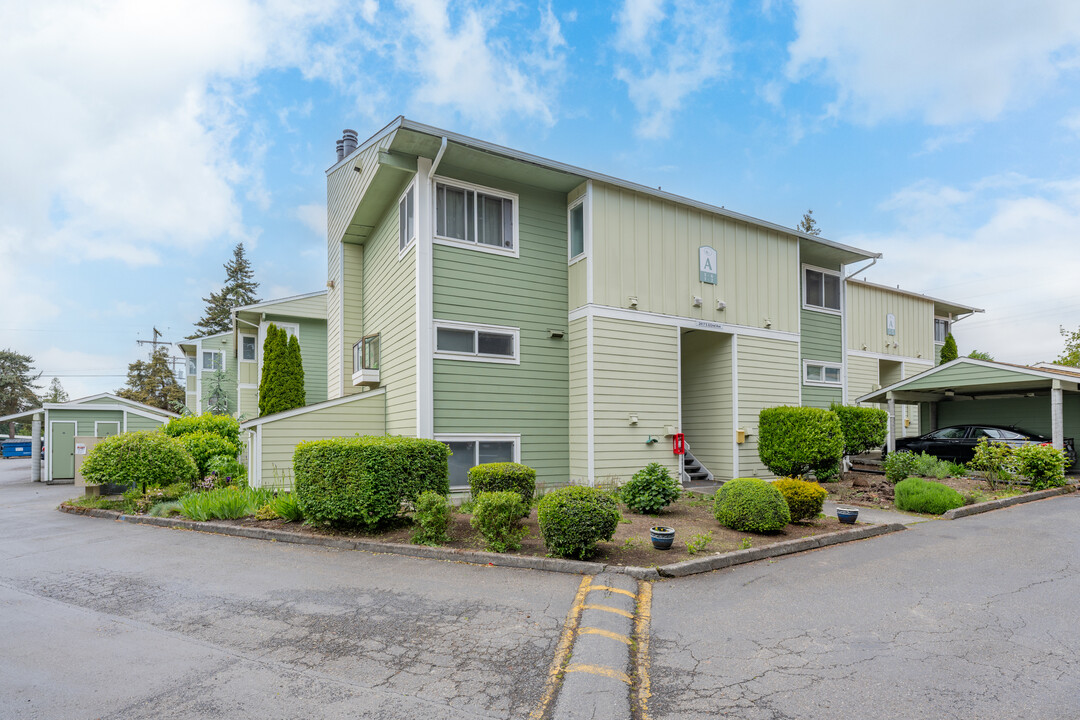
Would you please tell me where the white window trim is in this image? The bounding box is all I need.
[934,316,951,345]
[202,349,225,372]
[239,333,258,363]
[94,421,120,437]
[803,359,844,387]
[432,175,520,259]
[398,180,417,259]
[568,196,588,266]
[433,320,521,365]
[435,433,522,489]
[802,263,842,315]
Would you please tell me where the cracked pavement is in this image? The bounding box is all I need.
[3,459,1079,719]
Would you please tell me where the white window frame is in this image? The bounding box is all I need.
[398,180,417,258]
[803,360,843,387]
[435,433,522,489]
[202,350,225,372]
[432,176,520,258]
[433,320,520,364]
[94,421,120,437]
[934,317,951,344]
[568,196,587,265]
[187,356,197,377]
[240,334,258,363]
[802,264,842,315]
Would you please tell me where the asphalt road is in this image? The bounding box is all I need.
[2,459,1078,719]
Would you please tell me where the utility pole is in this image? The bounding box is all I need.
[136,327,185,380]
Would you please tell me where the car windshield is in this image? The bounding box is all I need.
[929,428,967,439]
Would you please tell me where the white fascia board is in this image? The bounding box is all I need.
[240,389,387,429]
[852,357,1069,404]
[231,290,328,315]
[846,277,983,315]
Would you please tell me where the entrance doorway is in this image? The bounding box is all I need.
[51,421,76,480]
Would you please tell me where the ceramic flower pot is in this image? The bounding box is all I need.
[650,526,675,550]
[836,507,859,524]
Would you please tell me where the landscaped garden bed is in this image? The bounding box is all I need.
[825,469,1026,510]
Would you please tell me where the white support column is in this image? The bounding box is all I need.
[31,412,41,483]
[886,393,897,454]
[1051,379,1064,451]
[416,157,434,439]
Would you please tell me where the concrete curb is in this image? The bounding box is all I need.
[655,523,908,578]
[58,504,902,579]
[942,485,1075,519]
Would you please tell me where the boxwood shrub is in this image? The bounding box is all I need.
[894,477,965,515]
[80,431,197,491]
[468,462,536,509]
[537,485,621,559]
[163,413,241,448]
[621,462,681,514]
[758,407,844,481]
[293,436,450,529]
[714,478,791,533]
[772,477,828,522]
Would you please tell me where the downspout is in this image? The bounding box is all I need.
[430,136,448,177]
[844,258,877,280]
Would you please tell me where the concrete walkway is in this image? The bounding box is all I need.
[823,499,929,525]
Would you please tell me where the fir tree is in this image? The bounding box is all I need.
[42,377,69,403]
[117,347,185,411]
[191,243,260,338]
[203,369,231,415]
[798,209,821,236]
[939,333,958,364]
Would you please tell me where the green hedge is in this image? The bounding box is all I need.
[468,462,536,509]
[714,478,791,533]
[80,431,197,490]
[163,413,241,448]
[894,477,965,514]
[293,436,450,529]
[758,407,844,480]
[179,430,239,479]
[537,486,620,559]
[1014,444,1067,490]
[830,404,888,457]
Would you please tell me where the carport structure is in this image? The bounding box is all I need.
[856,358,1080,455]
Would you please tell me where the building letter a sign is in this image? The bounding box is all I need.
[699,246,717,284]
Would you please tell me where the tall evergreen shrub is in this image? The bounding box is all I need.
[939,334,958,364]
[258,324,304,416]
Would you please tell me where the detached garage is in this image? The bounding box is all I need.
[856,358,1080,459]
[0,394,177,484]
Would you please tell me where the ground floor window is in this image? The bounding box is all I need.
[803,360,842,386]
[436,434,520,489]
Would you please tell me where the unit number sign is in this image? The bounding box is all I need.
[699,246,717,284]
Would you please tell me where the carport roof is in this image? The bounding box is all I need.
[856,358,1080,405]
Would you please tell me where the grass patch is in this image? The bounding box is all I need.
[67,495,124,511]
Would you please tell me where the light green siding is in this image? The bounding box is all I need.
[593,317,679,484]
[237,361,258,385]
[258,293,326,319]
[265,314,329,404]
[568,259,586,310]
[237,387,259,419]
[681,330,733,480]
[255,394,387,489]
[900,362,933,437]
[48,409,124,436]
[846,281,935,360]
[937,394,1080,442]
[801,308,843,409]
[590,182,800,333]
[902,364,1036,391]
[847,355,880,406]
[432,170,569,487]
[568,316,588,484]
[737,335,800,478]
[197,333,238,416]
[362,189,416,436]
[126,413,166,432]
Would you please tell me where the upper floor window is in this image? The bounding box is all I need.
[353,334,380,373]
[934,318,950,343]
[569,200,585,261]
[399,183,415,253]
[804,266,841,312]
[434,320,519,364]
[435,180,517,255]
[804,360,842,386]
[187,357,197,377]
[241,335,257,362]
[202,350,223,372]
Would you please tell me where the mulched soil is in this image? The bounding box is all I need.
[826,468,1021,509]
[220,494,851,566]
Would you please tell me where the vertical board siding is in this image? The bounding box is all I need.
[258,395,387,489]
[432,171,569,487]
[265,314,329,405]
[237,362,258,385]
[362,199,416,436]
[592,317,679,483]
[737,335,800,478]
[590,183,799,333]
[568,316,588,484]
[681,330,733,480]
[847,355,880,405]
[846,282,934,360]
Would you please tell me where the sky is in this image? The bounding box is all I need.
[4,0,1080,399]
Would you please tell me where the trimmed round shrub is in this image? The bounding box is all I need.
[81,431,197,490]
[537,486,621,559]
[621,462,681,514]
[772,477,828,522]
[713,478,791,533]
[412,490,451,546]
[883,450,919,484]
[758,407,844,480]
[293,436,450,529]
[163,413,241,448]
[830,403,888,458]
[894,477,965,515]
[470,490,529,552]
[468,462,536,510]
[180,431,239,479]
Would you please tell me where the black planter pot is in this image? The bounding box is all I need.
[836,507,859,524]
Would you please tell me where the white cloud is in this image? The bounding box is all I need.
[846,175,1080,363]
[786,0,1080,124]
[613,0,733,138]
[296,203,328,238]
[1062,110,1080,137]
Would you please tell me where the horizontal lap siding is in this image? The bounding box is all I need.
[801,308,843,409]
[593,318,679,484]
[238,387,258,419]
[126,414,165,432]
[903,364,1029,390]
[681,331,733,480]
[847,355,880,405]
[258,395,387,489]
[846,282,934,360]
[49,409,124,436]
[902,362,933,437]
[199,333,239,417]
[261,294,326,319]
[591,183,799,333]
[432,173,569,488]
[237,362,258,385]
[738,335,800,478]
[569,316,587,484]
[363,198,416,436]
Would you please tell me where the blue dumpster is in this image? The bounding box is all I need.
[2,440,32,458]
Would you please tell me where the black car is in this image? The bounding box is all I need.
[884,425,1077,467]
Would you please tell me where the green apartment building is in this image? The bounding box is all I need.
[241,118,978,490]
